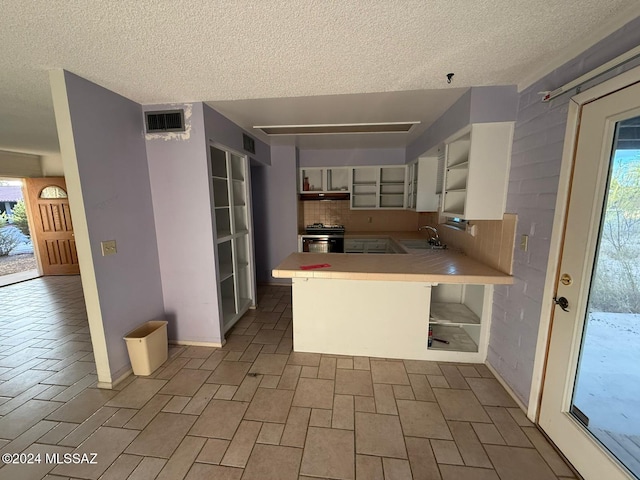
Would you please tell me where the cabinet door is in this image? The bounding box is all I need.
[416,156,440,212]
[464,123,513,219]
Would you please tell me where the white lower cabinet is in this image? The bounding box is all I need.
[291,277,492,363]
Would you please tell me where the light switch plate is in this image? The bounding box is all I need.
[101,240,117,256]
[520,234,529,252]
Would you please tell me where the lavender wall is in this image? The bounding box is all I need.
[252,145,298,283]
[203,104,270,166]
[406,89,472,162]
[144,103,222,344]
[298,148,405,167]
[488,16,640,405]
[406,86,518,162]
[469,86,518,124]
[144,103,270,344]
[63,71,164,376]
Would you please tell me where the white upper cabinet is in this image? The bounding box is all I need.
[441,122,514,220]
[299,167,349,193]
[350,165,408,209]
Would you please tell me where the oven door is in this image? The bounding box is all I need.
[302,236,344,253]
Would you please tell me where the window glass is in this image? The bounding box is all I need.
[39,186,67,199]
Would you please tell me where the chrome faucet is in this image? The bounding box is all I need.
[418,225,442,246]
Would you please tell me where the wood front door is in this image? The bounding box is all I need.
[25,177,80,275]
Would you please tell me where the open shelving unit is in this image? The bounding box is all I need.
[299,167,350,193]
[441,122,514,220]
[209,145,256,333]
[349,165,408,209]
[428,284,487,353]
[442,130,471,217]
[379,166,406,208]
[406,161,418,210]
[350,167,378,209]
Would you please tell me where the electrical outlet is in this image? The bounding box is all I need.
[101,240,117,256]
[466,223,477,237]
[520,234,529,252]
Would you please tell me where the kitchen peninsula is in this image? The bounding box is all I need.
[273,233,513,363]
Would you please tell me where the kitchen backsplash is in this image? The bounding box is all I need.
[300,200,421,232]
[418,212,517,274]
[299,200,517,274]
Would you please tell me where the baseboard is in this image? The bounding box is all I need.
[170,340,224,348]
[96,366,132,390]
[484,361,529,415]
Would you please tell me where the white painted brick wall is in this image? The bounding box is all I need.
[487,17,640,406]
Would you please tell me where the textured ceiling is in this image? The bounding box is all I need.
[1,0,639,154]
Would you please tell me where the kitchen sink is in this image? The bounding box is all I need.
[399,240,447,250]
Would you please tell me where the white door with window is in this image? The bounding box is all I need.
[540,80,640,479]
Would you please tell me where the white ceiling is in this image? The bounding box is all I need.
[1,0,639,154]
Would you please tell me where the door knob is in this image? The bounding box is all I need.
[553,296,569,312]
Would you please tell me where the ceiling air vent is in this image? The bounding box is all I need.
[145,110,185,133]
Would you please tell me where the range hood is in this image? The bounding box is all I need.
[299,192,350,201]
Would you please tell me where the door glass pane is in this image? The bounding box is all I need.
[39,186,67,199]
[572,115,640,477]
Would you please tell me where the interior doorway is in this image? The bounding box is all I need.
[0,177,38,286]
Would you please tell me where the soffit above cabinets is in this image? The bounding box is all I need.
[208,88,467,149]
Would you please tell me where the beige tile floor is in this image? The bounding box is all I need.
[0,276,578,480]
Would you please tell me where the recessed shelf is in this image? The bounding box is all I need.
[430,302,480,325]
[429,325,478,352]
[447,161,469,170]
[442,209,465,217]
[219,263,234,281]
[353,182,377,186]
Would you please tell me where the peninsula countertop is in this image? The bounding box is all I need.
[275,231,513,284]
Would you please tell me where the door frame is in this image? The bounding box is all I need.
[528,64,640,421]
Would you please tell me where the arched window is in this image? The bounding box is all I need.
[39,186,67,199]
